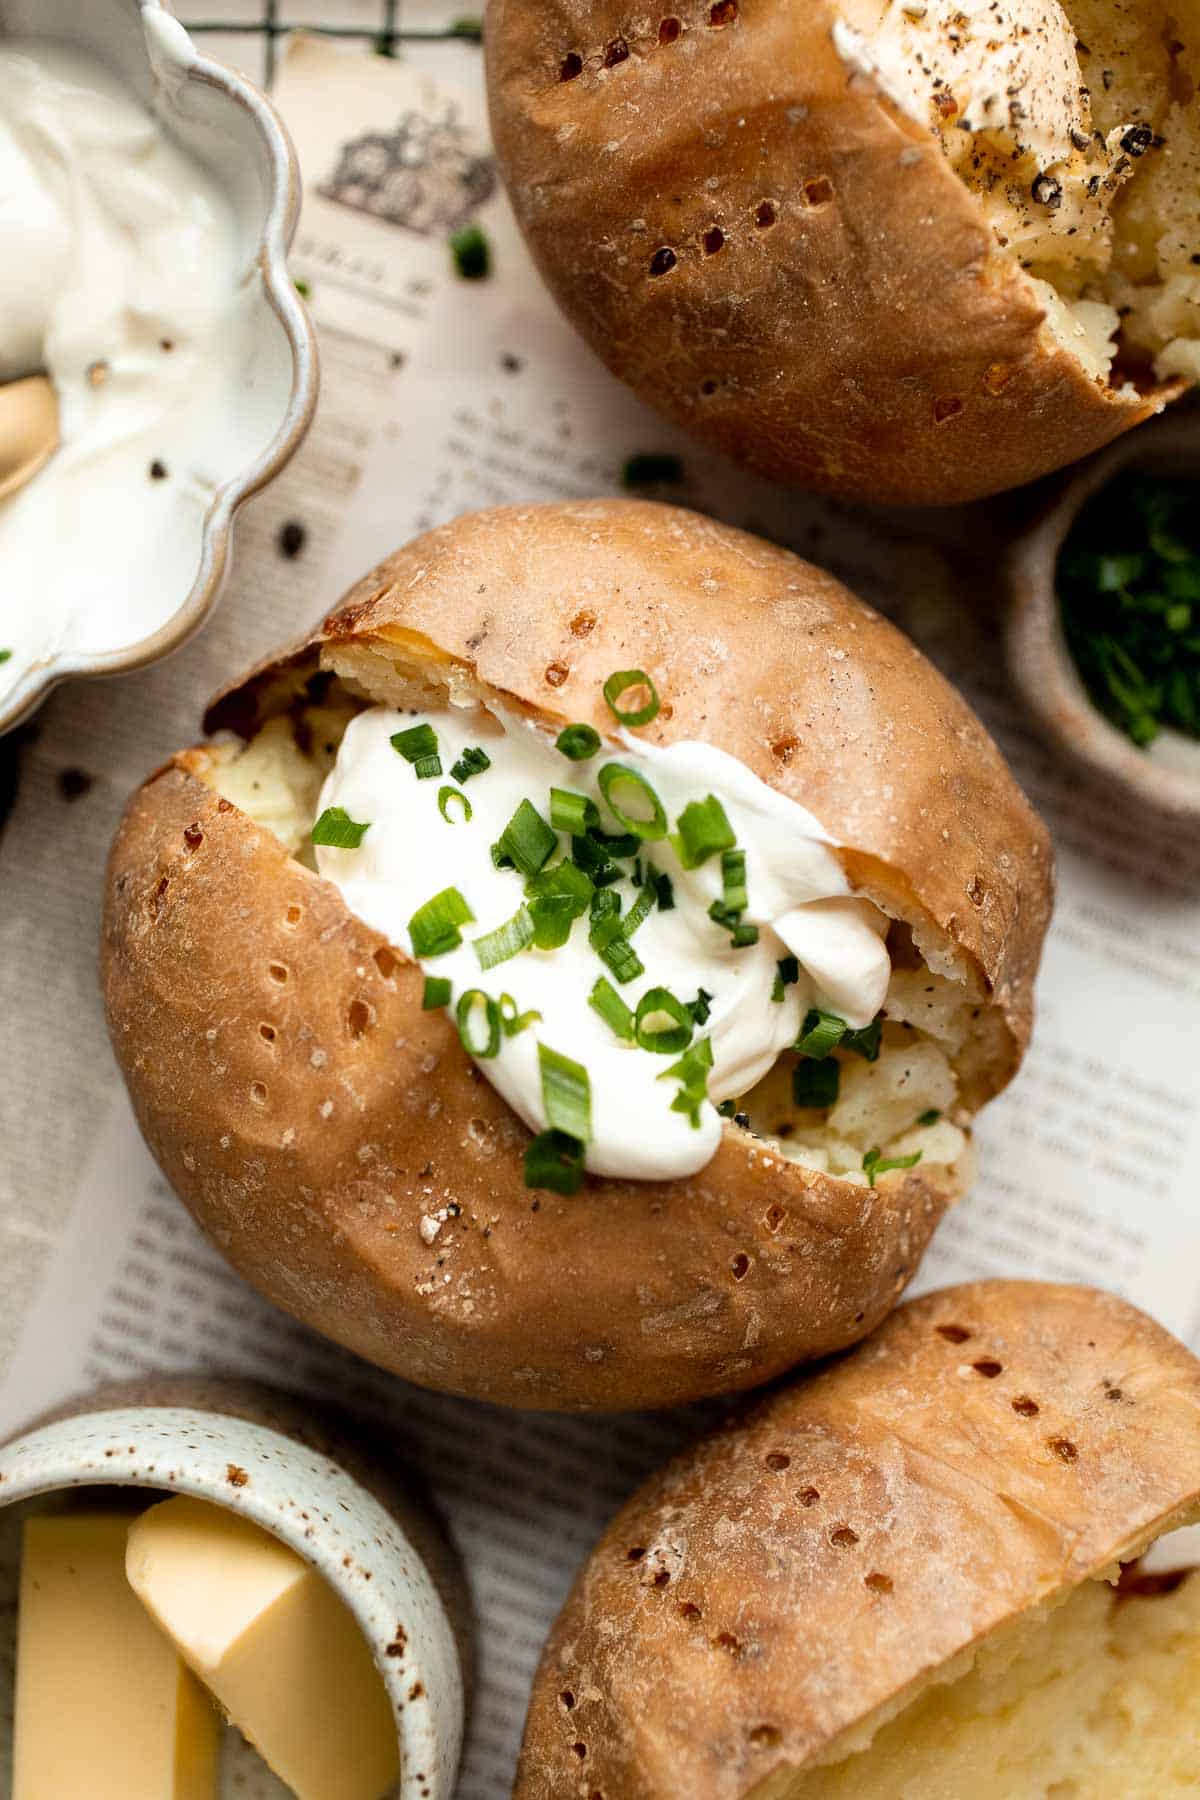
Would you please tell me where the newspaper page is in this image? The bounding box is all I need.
[1,33,1199,1796]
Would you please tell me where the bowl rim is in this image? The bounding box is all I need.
[0,0,319,735]
[1006,409,1200,822]
[0,1394,466,1799]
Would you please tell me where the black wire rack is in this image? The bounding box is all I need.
[180,0,482,84]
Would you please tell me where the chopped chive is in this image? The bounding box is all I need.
[409,886,474,957]
[687,987,713,1026]
[525,859,594,948]
[718,847,748,913]
[494,798,557,876]
[589,977,635,1041]
[635,987,694,1055]
[499,993,542,1037]
[311,806,370,849]
[623,881,657,939]
[658,1035,714,1128]
[556,723,602,761]
[795,1008,846,1059]
[863,1147,923,1187]
[571,833,622,887]
[450,745,491,784]
[390,722,442,779]
[772,955,800,1002]
[549,788,600,836]
[438,785,472,823]
[671,794,735,869]
[917,1108,942,1127]
[843,1017,883,1062]
[709,902,760,948]
[602,668,661,729]
[538,1042,592,1142]
[631,858,644,888]
[524,1128,585,1195]
[590,827,641,859]
[588,889,644,985]
[717,1099,737,1118]
[422,976,452,1011]
[651,870,675,911]
[0,649,11,665]
[793,1058,840,1108]
[450,223,490,279]
[456,989,502,1058]
[473,905,536,970]
[597,765,668,839]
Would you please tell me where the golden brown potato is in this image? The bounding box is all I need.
[103,501,1052,1411]
[517,1280,1200,1798]
[486,0,1200,504]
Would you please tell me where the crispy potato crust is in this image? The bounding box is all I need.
[104,502,1052,1411]
[485,0,1177,504]
[515,1281,1200,1798]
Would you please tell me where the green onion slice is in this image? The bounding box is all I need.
[917,1108,942,1127]
[602,668,661,729]
[538,1042,592,1142]
[589,977,635,1041]
[651,870,675,911]
[709,902,760,948]
[409,886,474,958]
[473,906,536,971]
[499,992,542,1037]
[524,1128,586,1195]
[793,1058,839,1108]
[311,806,370,849]
[556,723,602,761]
[687,987,713,1026]
[658,1035,714,1128]
[494,798,557,877]
[795,1008,847,1059]
[843,1017,883,1062]
[623,881,656,939]
[671,795,735,868]
[719,847,748,914]
[771,955,800,1002]
[422,976,452,1011]
[390,722,442,779]
[571,834,622,888]
[437,785,472,823]
[525,859,595,949]
[862,1147,923,1188]
[635,988,694,1055]
[549,788,600,836]
[597,765,667,840]
[588,889,644,985]
[456,989,502,1059]
[450,746,491,784]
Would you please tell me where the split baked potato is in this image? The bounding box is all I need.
[518,1280,1200,1796]
[487,0,1200,504]
[103,501,1052,1410]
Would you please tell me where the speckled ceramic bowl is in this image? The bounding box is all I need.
[0,1377,468,1799]
[1007,408,1200,822]
[0,0,318,733]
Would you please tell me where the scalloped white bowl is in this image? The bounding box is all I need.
[0,0,317,733]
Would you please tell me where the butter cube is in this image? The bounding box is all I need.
[126,1495,400,1800]
[14,1511,219,1800]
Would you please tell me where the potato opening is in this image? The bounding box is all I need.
[838,0,1200,386]
[756,1565,1200,1799]
[197,661,993,1197]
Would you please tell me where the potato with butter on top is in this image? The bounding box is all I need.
[517,1281,1200,1799]
[487,0,1200,504]
[103,501,1052,1411]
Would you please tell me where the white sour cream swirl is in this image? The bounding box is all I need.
[316,707,891,1182]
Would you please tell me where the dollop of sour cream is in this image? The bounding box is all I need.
[316,707,891,1183]
[0,39,240,683]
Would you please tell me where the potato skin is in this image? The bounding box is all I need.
[515,1282,1200,1798]
[486,0,1175,505]
[104,502,1051,1412]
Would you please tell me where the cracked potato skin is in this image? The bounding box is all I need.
[516,1281,1200,1798]
[104,502,1052,1412]
[486,0,1173,504]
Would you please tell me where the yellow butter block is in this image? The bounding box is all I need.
[126,1495,400,1800]
[14,1511,219,1800]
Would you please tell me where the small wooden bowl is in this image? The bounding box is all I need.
[1007,409,1200,822]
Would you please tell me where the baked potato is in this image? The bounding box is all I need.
[486,0,1200,505]
[517,1280,1200,1797]
[103,501,1052,1411]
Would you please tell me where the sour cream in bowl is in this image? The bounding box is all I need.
[0,0,316,731]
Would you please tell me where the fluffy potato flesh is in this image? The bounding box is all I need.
[839,0,1200,384]
[764,1571,1200,1800]
[201,686,978,1193]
